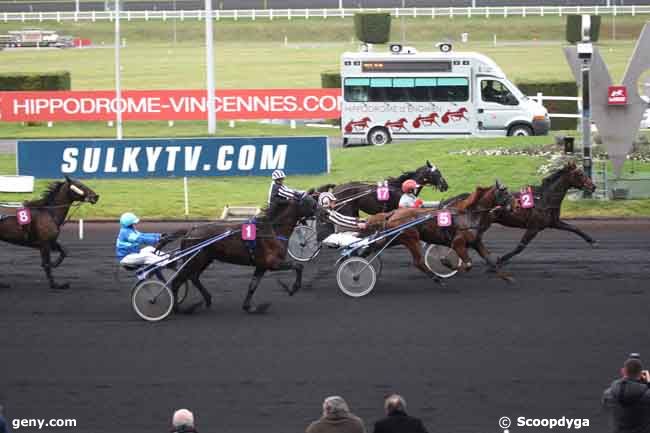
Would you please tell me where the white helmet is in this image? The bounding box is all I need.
[272,170,286,181]
[318,192,336,208]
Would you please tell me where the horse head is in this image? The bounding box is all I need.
[565,162,596,193]
[412,160,449,192]
[492,179,515,212]
[63,176,99,204]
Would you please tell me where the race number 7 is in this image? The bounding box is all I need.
[241,223,256,241]
[437,211,452,227]
[16,207,31,226]
[377,186,389,202]
[520,192,534,209]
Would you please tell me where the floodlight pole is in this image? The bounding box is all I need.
[205,0,216,135]
[114,0,123,139]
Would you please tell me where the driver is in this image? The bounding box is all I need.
[318,192,368,231]
[399,180,424,209]
[268,170,305,207]
[116,212,166,267]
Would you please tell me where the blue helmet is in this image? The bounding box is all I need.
[120,212,140,227]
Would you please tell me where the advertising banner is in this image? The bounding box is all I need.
[0,89,342,122]
[17,136,329,178]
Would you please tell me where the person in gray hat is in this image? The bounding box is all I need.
[306,396,366,433]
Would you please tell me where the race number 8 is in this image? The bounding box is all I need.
[16,208,31,225]
[437,211,452,227]
[521,192,534,209]
[242,223,256,241]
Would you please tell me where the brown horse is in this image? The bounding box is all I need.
[495,161,597,265]
[366,181,515,281]
[169,194,317,314]
[0,176,99,289]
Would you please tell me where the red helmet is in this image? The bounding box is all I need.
[401,179,420,193]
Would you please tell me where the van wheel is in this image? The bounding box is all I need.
[508,124,533,137]
[367,127,390,146]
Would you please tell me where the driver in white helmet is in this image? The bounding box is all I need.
[268,169,304,206]
[318,192,367,231]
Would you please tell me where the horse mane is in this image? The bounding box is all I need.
[23,181,65,207]
[440,193,470,208]
[387,169,419,187]
[540,166,570,190]
[308,183,336,194]
[454,186,490,212]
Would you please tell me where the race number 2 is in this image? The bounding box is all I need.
[376,186,389,202]
[241,223,256,241]
[520,192,534,209]
[437,210,452,227]
[16,207,31,226]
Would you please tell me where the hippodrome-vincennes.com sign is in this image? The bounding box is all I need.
[0,89,342,122]
[17,137,329,179]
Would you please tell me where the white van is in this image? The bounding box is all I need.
[341,44,550,146]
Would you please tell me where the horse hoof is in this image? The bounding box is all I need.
[289,285,300,296]
[244,302,271,314]
[276,280,291,293]
[590,241,599,249]
[205,296,213,308]
[51,283,70,290]
[182,301,203,314]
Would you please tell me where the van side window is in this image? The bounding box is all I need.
[481,79,519,106]
[344,77,469,103]
[434,78,469,102]
[344,78,369,102]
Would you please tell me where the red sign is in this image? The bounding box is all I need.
[608,86,628,105]
[16,207,31,225]
[0,88,342,122]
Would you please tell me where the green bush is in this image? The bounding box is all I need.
[354,12,391,44]
[0,71,71,91]
[320,71,341,89]
[517,81,578,131]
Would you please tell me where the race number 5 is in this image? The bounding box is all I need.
[241,223,256,241]
[377,186,389,202]
[520,192,534,209]
[437,211,452,227]
[16,207,31,226]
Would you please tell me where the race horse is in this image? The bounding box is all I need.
[0,176,99,289]
[168,194,317,314]
[320,161,449,218]
[495,161,597,265]
[366,181,516,282]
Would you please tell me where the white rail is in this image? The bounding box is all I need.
[1,5,650,22]
[529,92,581,119]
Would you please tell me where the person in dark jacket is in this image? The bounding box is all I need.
[603,356,650,433]
[373,394,428,433]
[0,405,10,433]
[306,396,366,433]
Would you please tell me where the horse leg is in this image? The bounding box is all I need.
[472,238,514,282]
[451,236,473,272]
[274,261,304,295]
[401,237,442,284]
[243,267,270,314]
[190,275,212,308]
[552,220,597,246]
[498,229,539,266]
[40,243,68,290]
[50,241,67,268]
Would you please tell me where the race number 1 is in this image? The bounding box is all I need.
[16,207,31,226]
[377,186,389,202]
[242,223,256,241]
[437,210,452,227]
[520,192,534,209]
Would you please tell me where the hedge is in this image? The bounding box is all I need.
[516,81,578,131]
[354,12,391,44]
[321,71,341,89]
[0,71,71,91]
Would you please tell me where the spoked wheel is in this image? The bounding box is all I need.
[288,224,321,262]
[337,257,377,298]
[131,279,174,322]
[425,244,460,279]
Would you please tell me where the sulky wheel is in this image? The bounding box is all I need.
[336,257,377,298]
[288,224,321,262]
[425,244,460,279]
[131,279,174,322]
[158,268,189,305]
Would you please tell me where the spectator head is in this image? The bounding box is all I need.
[384,394,407,415]
[623,358,644,379]
[322,396,350,417]
[172,409,195,431]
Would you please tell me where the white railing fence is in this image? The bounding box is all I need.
[529,92,581,119]
[1,5,650,22]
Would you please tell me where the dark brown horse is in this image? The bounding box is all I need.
[367,181,515,281]
[495,161,597,265]
[169,194,317,314]
[319,160,449,218]
[0,176,99,289]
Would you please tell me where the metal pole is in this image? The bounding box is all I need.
[183,176,189,216]
[338,0,342,9]
[173,0,177,45]
[472,0,476,8]
[76,0,80,13]
[581,59,592,197]
[205,0,216,135]
[115,0,123,139]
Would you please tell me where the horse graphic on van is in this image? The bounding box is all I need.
[385,118,409,132]
[442,108,469,124]
[412,112,440,128]
[344,117,372,133]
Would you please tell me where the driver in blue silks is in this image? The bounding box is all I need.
[116,212,165,267]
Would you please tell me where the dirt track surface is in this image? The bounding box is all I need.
[1,220,649,433]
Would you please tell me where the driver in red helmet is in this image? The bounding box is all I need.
[399,179,424,208]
